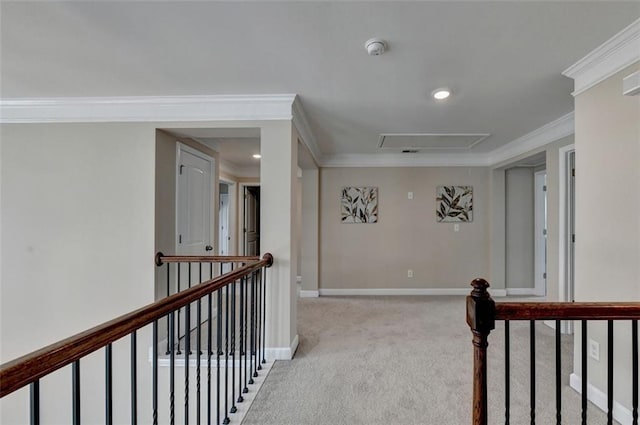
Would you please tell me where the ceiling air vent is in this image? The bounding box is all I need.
[379,133,490,151]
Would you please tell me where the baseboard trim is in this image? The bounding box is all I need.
[299,290,319,298]
[318,288,507,297]
[506,287,544,296]
[265,334,299,361]
[570,373,632,425]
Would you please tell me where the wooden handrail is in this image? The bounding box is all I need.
[496,302,640,320]
[155,252,260,265]
[467,278,640,425]
[0,253,274,398]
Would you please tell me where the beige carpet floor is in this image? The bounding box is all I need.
[243,296,613,425]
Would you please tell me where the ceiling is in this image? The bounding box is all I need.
[1,2,638,160]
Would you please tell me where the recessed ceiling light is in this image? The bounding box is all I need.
[432,88,451,101]
[253,154,262,159]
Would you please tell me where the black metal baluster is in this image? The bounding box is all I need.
[230,277,237,414]
[207,290,213,425]
[633,319,638,425]
[256,268,262,372]
[555,320,561,425]
[216,285,222,425]
[131,331,137,425]
[581,320,588,425]
[262,267,266,365]
[223,276,230,425]
[197,264,202,425]
[243,273,249,395]
[170,311,176,425]
[530,320,535,425]
[505,320,510,425]
[176,264,182,355]
[166,263,171,355]
[234,276,245,403]
[152,321,158,425]
[607,320,614,425]
[30,380,40,425]
[105,343,113,425]
[72,360,81,425]
[185,266,191,425]
[250,271,256,383]
[238,275,244,404]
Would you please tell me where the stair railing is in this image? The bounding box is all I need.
[467,278,639,425]
[0,253,273,425]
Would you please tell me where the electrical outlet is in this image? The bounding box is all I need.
[589,339,600,361]
[407,269,413,278]
[454,224,460,232]
[408,191,414,200]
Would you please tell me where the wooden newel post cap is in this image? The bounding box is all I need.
[466,278,495,333]
[262,253,274,268]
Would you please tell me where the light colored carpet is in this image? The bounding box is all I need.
[243,296,613,425]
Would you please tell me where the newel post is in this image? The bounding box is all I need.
[466,278,496,425]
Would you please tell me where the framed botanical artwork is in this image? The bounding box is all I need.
[436,186,473,222]
[341,187,378,223]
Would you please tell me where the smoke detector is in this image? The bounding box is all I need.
[365,38,387,56]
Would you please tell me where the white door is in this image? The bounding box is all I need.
[176,144,215,341]
[177,145,214,256]
[219,192,229,255]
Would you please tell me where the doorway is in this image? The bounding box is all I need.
[558,145,576,334]
[534,170,548,296]
[243,186,260,256]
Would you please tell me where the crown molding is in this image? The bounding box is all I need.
[0,94,296,123]
[488,112,574,167]
[563,18,640,96]
[291,97,322,167]
[321,152,490,168]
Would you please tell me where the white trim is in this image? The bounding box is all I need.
[623,70,640,96]
[563,18,640,97]
[292,97,322,166]
[299,290,319,298]
[534,170,547,297]
[318,288,507,297]
[321,153,490,168]
[0,94,296,123]
[0,94,577,168]
[558,145,575,305]
[505,287,544,297]
[265,334,299,360]
[489,112,575,166]
[570,373,633,425]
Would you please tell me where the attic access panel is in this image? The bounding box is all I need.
[378,133,490,151]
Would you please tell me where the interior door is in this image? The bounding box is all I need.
[177,146,213,256]
[244,186,260,256]
[534,171,547,296]
[176,144,215,340]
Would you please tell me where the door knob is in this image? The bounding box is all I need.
[205,245,213,251]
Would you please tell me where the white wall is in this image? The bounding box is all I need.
[573,62,640,416]
[320,167,490,291]
[505,167,535,288]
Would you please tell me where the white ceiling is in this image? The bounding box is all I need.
[1,2,638,158]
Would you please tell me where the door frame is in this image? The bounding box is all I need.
[534,169,547,297]
[558,144,575,334]
[219,179,237,256]
[175,142,216,254]
[238,182,260,256]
